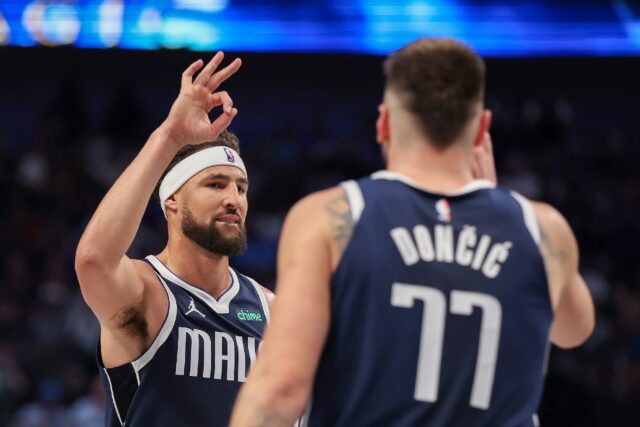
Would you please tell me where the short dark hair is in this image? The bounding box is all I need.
[383,38,485,149]
[154,130,241,200]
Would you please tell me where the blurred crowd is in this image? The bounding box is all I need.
[0,52,638,426]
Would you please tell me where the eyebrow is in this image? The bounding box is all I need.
[202,173,249,186]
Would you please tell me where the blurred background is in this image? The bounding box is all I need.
[0,0,639,426]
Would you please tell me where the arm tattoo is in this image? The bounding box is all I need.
[324,192,355,256]
[539,226,568,264]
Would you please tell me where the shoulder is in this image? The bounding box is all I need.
[260,286,275,308]
[124,258,168,317]
[530,201,579,273]
[235,270,276,309]
[531,202,576,248]
[286,185,352,236]
[132,258,161,285]
[282,186,349,244]
[282,186,354,269]
[287,186,348,219]
[128,259,169,330]
[531,201,568,227]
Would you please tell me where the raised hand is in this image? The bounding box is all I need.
[162,52,242,148]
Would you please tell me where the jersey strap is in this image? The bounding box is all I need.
[509,191,541,245]
[340,180,365,222]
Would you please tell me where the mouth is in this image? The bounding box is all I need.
[215,214,241,225]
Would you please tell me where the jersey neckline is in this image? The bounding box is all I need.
[145,255,239,314]
[371,170,495,196]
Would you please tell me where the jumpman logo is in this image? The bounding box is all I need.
[185,297,206,318]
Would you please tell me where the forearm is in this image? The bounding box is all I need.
[230,379,304,427]
[77,125,179,267]
[231,196,336,427]
[230,396,294,427]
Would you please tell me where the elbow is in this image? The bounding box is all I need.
[246,365,311,422]
[75,245,96,272]
[552,310,596,349]
[553,329,592,350]
[271,376,309,417]
[259,375,310,421]
[552,274,596,349]
[573,311,596,348]
[74,244,109,284]
[573,297,596,347]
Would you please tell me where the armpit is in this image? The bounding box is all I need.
[114,298,149,342]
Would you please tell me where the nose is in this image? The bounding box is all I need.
[222,185,241,209]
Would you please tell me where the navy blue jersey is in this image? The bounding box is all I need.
[308,172,552,427]
[98,256,270,427]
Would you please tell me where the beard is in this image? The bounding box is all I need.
[181,206,247,257]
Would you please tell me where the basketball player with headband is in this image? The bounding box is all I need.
[76,52,273,427]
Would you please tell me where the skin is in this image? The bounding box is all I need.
[229,90,594,426]
[75,52,273,370]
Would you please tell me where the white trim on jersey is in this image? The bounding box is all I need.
[371,170,496,195]
[245,275,271,323]
[103,367,125,426]
[298,397,313,427]
[510,191,541,245]
[340,180,365,222]
[131,273,178,372]
[542,338,552,376]
[134,368,141,386]
[146,255,240,314]
[533,413,540,427]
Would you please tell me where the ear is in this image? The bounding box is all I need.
[164,194,179,216]
[473,109,492,147]
[376,103,390,145]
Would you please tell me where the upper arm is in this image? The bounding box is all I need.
[75,249,146,326]
[532,202,595,348]
[245,188,345,413]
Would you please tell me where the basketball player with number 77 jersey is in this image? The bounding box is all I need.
[230,38,594,427]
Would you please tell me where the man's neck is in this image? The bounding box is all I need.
[385,139,475,194]
[157,237,231,299]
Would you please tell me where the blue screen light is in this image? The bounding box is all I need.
[1,0,638,56]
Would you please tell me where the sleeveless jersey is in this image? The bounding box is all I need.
[98,255,270,427]
[308,171,552,427]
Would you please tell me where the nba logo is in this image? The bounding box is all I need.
[436,198,451,222]
[224,148,235,163]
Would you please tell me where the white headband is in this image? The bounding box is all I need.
[158,146,247,218]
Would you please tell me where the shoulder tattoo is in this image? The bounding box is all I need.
[539,225,568,264]
[323,191,355,256]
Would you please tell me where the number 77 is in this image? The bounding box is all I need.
[391,283,502,410]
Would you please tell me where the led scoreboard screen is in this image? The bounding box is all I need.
[1,0,639,56]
